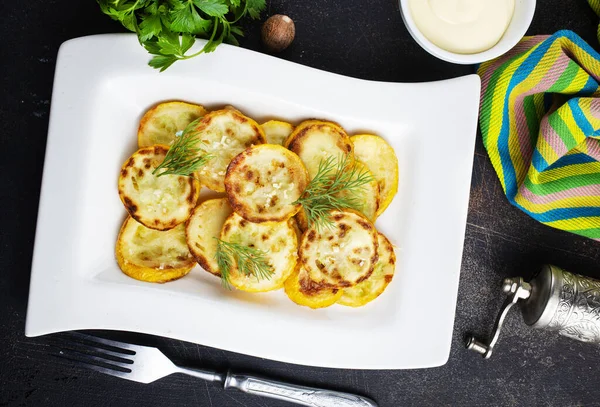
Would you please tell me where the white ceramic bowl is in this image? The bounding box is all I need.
[400,0,537,64]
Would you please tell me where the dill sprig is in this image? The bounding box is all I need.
[294,154,374,231]
[153,118,212,177]
[214,238,273,289]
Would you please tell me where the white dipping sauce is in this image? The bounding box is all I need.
[408,0,515,54]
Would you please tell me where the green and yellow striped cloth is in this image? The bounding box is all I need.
[478,30,600,240]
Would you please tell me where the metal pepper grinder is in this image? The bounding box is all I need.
[466,264,600,358]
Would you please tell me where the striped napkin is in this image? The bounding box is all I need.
[478,30,600,240]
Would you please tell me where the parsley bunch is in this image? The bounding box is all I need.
[98,0,266,71]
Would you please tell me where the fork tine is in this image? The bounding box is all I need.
[58,338,135,361]
[78,363,132,379]
[67,332,137,355]
[57,347,133,370]
[54,353,131,380]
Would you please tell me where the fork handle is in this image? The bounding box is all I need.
[224,372,378,407]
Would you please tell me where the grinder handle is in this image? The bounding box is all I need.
[466,277,531,359]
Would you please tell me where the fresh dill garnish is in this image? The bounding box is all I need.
[294,154,374,231]
[214,238,273,288]
[153,118,212,177]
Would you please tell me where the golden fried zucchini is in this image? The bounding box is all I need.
[195,109,266,192]
[284,265,343,309]
[350,135,399,216]
[291,217,303,240]
[220,213,297,292]
[299,210,378,287]
[338,232,396,307]
[137,101,207,148]
[225,145,309,223]
[185,198,233,276]
[261,120,294,146]
[335,161,380,221]
[116,216,195,283]
[295,208,308,232]
[118,145,200,230]
[223,105,243,114]
[286,120,353,179]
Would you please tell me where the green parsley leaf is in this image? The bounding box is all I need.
[229,25,244,36]
[144,1,158,15]
[121,10,140,32]
[98,0,147,31]
[170,2,212,34]
[226,0,241,8]
[148,54,178,71]
[164,32,190,51]
[193,0,229,17]
[181,33,196,52]
[225,33,239,46]
[142,39,161,54]
[139,13,163,41]
[246,0,266,19]
[156,31,185,55]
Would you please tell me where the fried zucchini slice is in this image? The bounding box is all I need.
[261,120,294,146]
[284,265,343,309]
[225,145,309,223]
[138,101,207,148]
[223,105,243,114]
[299,210,378,287]
[335,161,380,221]
[116,216,194,283]
[286,120,353,179]
[195,109,266,192]
[291,217,303,240]
[350,135,399,216]
[186,198,233,276]
[295,208,308,232]
[118,145,200,230]
[338,232,396,307]
[220,213,297,292]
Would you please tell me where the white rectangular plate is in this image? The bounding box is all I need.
[25,34,480,369]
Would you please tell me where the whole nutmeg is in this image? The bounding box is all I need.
[261,14,295,53]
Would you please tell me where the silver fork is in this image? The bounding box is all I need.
[56,332,377,407]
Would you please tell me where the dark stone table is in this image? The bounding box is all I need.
[2,1,600,406]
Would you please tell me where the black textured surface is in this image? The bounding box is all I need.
[2,1,600,406]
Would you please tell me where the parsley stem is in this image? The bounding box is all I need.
[229,1,249,24]
[120,0,144,16]
[180,18,220,60]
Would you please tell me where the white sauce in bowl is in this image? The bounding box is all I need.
[408,0,516,54]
